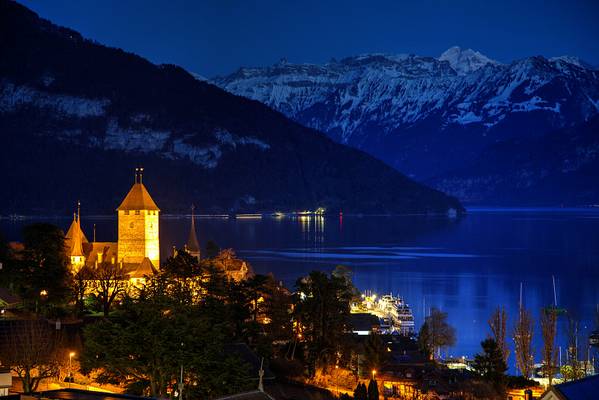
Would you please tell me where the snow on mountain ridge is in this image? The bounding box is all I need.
[216,50,598,140]
[438,46,499,75]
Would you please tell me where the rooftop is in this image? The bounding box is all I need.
[117,183,159,211]
[549,374,599,400]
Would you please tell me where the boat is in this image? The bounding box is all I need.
[377,294,415,335]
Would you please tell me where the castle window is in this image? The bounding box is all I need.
[98,253,103,263]
[130,222,134,229]
[125,210,130,215]
[135,210,140,215]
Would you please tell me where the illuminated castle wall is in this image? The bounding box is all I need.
[116,171,160,268]
[117,208,160,268]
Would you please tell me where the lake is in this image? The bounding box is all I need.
[2,208,599,371]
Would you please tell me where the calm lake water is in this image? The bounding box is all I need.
[2,208,599,371]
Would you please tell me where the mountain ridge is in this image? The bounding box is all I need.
[0,0,462,215]
[215,47,599,204]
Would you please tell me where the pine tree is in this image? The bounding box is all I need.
[472,338,507,391]
[367,379,379,400]
[353,382,367,400]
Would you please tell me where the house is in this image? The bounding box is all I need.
[0,367,11,397]
[540,374,599,400]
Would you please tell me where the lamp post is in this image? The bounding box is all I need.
[371,369,376,381]
[68,352,76,388]
[334,365,339,395]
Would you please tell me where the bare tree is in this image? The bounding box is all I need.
[91,262,127,316]
[563,315,584,381]
[71,266,93,316]
[489,307,510,364]
[513,308,534,378]
[0,320,63,393]
[540,309,558,385]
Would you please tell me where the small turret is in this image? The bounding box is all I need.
[65,201,87,272]
[186,204,201,261]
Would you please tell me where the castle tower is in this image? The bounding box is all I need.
[65,201,87,272]
[117,168,160,268]
[185,204,201,261]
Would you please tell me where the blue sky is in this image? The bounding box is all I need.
[21,0,599,77]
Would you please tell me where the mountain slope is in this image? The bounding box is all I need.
[433,116,599,205]
[0,0,462,215]
[216,47,599,204]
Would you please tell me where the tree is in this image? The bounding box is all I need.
[418,308,456,360]
[332,265,361,302]
[472,338,507,392]
[364,332,389,373]
[82,278,253,398]
[205,240,220,259]
[90,261,128,316]
[367,379,379,400]
[540,309,558,385]
[71,266,93,316]
[564,315,581,381]
[294,270,353,376]
[0,320,63,393]
[353,382,368,400]
[8,224,70,313]
[513,308,534,378]
[489,307,509,364]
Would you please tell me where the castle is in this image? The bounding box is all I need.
[64,169,253,283]
[65,169,166,279]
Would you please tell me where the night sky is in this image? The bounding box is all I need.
[19,0,599,77]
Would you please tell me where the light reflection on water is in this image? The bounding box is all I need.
[2,209,599,371]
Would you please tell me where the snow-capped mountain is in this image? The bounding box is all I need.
[215,48,599,196]
[438,46,499,75]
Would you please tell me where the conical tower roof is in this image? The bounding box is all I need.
[186,206,200,253]
[117,183,160,211]
[65,215,88,243]
[66,213,86,257]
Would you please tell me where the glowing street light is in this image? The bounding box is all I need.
[371,369,377,380]
[68,351,76,387]
[335,365,339,394]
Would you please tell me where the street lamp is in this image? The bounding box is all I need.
[335,365,339,395]
[68,352,76,387]
[371,369,376,381]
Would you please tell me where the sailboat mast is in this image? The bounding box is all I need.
[552,275,558,307]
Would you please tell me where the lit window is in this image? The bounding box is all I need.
[125,210,130,215]
[135,210,140,215]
